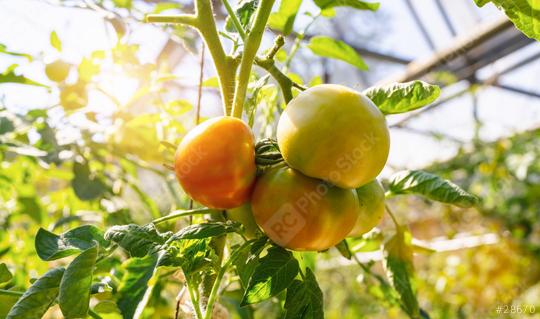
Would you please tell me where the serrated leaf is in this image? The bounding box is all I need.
[307,36,368,70]
[170,221,240,240]
[233,237,268,288]
[105,224,172,257]
[241,246,299,305]
[314,0,380,11]
[388,170,479,208]
[7,267,65,319]
[475,0,540,41]
[50,31,62,51]
[35,225,108,261]
[117,254,160,319]
[364,81,441,115]
[59,245,97,318]
[0,263,12,284]
[283,268,324,319]
[383,226,420,318]
[268,0,302,36]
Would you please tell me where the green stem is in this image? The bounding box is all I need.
[187,282,204,319]
[231,0,276,118]
[88,309,103,319]
[152,208,218,225]
[385,204,400,228]
[222,0,247,40]
[0,289,23,297]
[255,59,294,103]
[203,240,253,319]
[195,0,237,114]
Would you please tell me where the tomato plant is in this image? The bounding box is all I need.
[1,1,539,319]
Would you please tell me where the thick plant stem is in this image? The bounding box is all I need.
[195,0,236,114]
[231,0,276,118]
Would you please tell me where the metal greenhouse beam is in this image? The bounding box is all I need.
[382,17,534,84]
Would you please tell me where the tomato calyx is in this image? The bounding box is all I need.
[255,138,284,168]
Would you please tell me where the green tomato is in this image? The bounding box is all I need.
[349,179,385,237]
[277,84,390,189]
[226,203,260,239]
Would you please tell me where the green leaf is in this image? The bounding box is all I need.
[283,268,324,319]
[388,170,479,208]
[241,246,299,305]
[0,65,48,87]
[16,196,43,224]
[233,237,268,288]
[268,0,302,36]
[112,0,132,9]
[474,0,540,41]
[50,31,62,51]
[0,263,12,284]
[225,0,259,33]
[105,224,172,257]
[59,246,98,318]
[314,0,380,11]
[383,225,420,318]
[335,240,352,260]
[7,267,65,319]
[170,221,240,240]
[117,254,160,319]
[307,36,368,70]
[35,225,109,261]
[71,161,107,201]
[364,81,441,115]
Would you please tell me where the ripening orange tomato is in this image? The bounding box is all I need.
[251,166,360,251]
[174,116,256,209]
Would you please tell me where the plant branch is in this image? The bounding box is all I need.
[222,0,247,40]
[203,240,253,319]
[231,0,276,118]
[254,37,306,103]
[152,208,218,225]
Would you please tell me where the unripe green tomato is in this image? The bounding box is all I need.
[277,84,390,189]
[226,204,260,239]
[251,166,360,251]
[348,179,385,237]
[45,60,70,83]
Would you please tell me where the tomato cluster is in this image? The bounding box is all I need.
[174,84,390,251]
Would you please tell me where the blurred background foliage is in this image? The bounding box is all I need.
[1,0,540,318]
